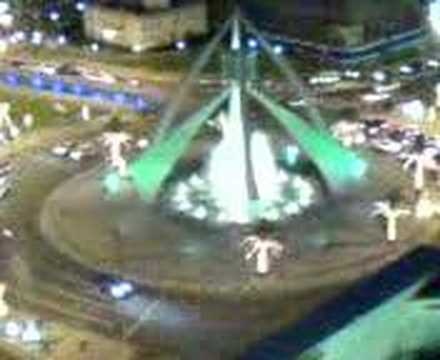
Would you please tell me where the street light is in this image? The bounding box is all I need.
[49,11,60,22]
[175,40,187,51]
[76,2,86,12]
[31,31,43,46]
[273,44,284,55]
[90,42,100,52]
[131,44,144,53]
[31,75,45,89]
[247,38,258,49]
[57,35,67,46]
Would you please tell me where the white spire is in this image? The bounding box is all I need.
[231,12,241,51]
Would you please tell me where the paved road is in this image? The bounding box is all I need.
[241,247,440,360]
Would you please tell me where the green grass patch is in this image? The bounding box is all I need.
[0,87,81,129]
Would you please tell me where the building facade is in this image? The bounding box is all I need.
[84,0,208,51]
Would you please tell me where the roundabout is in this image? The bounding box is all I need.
[36,14,414,300]
[1,10,435,360]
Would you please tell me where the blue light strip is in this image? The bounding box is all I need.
[0,71,160,114]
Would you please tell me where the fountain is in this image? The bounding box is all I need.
[38,10,413,359]
[100,12,367,225]
[40,5,402,297]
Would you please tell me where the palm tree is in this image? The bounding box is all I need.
[403,153,428,193]
[371,201,411,241]
[414,191,440,219]
[0,103,19,139]
[241,234,284,274]
[103,132,132,177]
[0,283,8,318]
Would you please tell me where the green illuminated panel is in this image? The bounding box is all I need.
[250,89,367,192]
[104,90,229,200]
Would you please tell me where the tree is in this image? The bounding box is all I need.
[371,201,411,241]
[103,132,132,177]
[403,152,428,193]
[241,234,284,274]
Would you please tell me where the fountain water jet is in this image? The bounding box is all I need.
[250,130,281,203]
[206,107,251,223]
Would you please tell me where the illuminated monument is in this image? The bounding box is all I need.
[38,11,414,358]
[41,10,395,289]
[104,12,367,224]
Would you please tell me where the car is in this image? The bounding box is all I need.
[94,275,136,300]
[78,67,116,85]
[362,93,391,103]
[408,60,424,75]
[343,69,361,80]
[128,78,141,87]
[8,59,26,68]
[363,124,387,138]
[57,62,82,76]
[136,138,150,150]
[309,70,342,85]
[1,228,14,239]
[370,139,402,154]
[109,281,134,299]
[29,63,57,76]
[69,150,83,162]
[363,118,387,127]
[399,64,423,78]
[422,146,440,158]
[288,99,307,107]
[426,59,440,69]
[51,145,71,158]
[374,82,401,94]
[371,70,389,83]
[399,64,414,76]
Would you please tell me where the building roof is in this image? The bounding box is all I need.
[94,0,201,12]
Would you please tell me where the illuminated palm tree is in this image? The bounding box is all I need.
[241,234,284,274]
[0,283,9,318]
[0,103,19,139]
[81,105,91,122]
[403,153,428,193]
[371,201,411,242]
[414,191,440,219]
[103,132,132,178]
